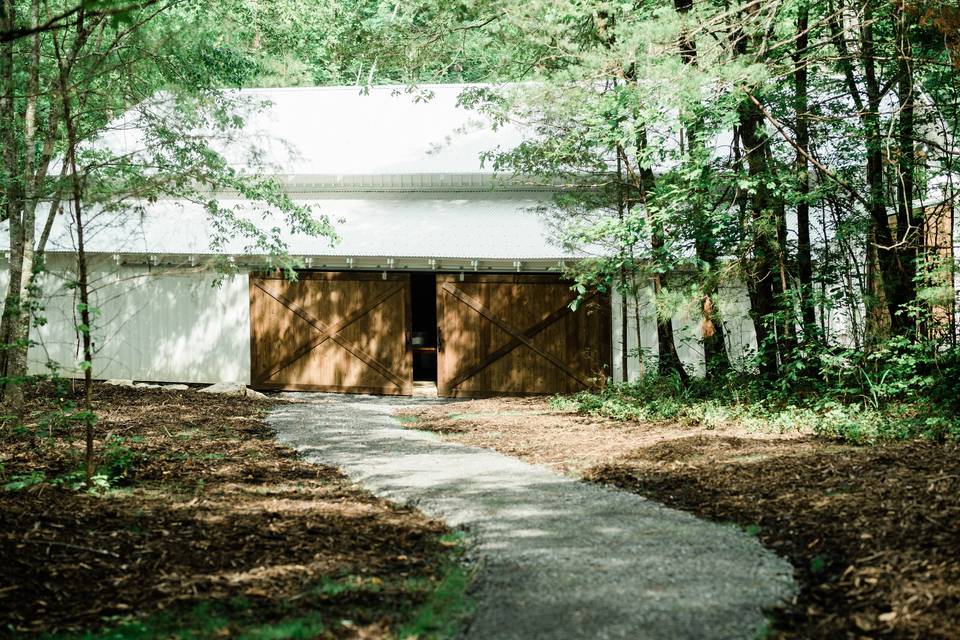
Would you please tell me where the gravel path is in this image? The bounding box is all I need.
[269,394,795,640]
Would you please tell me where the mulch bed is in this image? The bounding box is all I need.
[1,383,453,638]
[400,398,960,639]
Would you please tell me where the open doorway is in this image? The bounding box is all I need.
[410,273,438,383]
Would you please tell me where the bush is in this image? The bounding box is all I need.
[555,341,960,444]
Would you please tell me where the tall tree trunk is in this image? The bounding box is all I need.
[0,0,19,398]
[0,0,39,414]
[738,98,780,377]
[55,12,96,482]
[619,20,689,385]
[675,0,730,378]
[731,3,782,378]
[857,1,914,337]
[72,190,94,483]
[619,270,630,382]
[828,0,915,343]
[631,273,646,379]
[895,4,920,337]
[794,0,819,343]
[637,129,689,385]
[828,0,887,342]
[774,199,797,363]
[616,148,630,382]
[11,0,41,403]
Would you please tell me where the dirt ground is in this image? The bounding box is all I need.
[1,384,457,638]
[398,397,960,639]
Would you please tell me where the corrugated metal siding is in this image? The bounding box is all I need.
[17,260,251,384]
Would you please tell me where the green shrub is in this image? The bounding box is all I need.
[100,436,143,483]
[554,341,960,444]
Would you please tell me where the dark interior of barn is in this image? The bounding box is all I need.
[410,273,438,382]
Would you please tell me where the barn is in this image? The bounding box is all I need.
[6,84,690,397]
[6,84,955,396]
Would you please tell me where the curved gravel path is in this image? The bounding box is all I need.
[269,394,795,640]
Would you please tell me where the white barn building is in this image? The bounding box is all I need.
[5,84,918,395]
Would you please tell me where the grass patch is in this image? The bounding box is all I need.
[34,537,474,640]
[396,532,474,640]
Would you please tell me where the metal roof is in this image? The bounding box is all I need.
[6,84,582,263]
[15,195,577,261]
[14,83,953,265]
[101,84,531,177]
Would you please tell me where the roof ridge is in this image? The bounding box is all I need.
[221,82,515,94]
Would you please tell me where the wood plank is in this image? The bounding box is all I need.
[441,282,590,387]
[444,296,585,391]
[254,281,407,388]
[437,274,611,397]
[249,272,412,394]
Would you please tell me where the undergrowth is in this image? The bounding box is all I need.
[557,340,960,444]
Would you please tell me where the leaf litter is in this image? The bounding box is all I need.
[400,397,960,639]
[1,383,454,637]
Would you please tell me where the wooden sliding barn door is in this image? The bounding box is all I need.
[436,274,611,397]
[250,272,413,395]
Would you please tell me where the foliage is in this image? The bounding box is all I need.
[2,0,958,448]
[0,0,338,479]
[3,470,45,491]
[557,338,960,444]
[408,0,960,392]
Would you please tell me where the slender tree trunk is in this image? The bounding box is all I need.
[634,126,689,385]
[1,2,92,405]
[9,0,42,406]
[1,0,72,405]
[55,14,95,482]
[859,1,914,337]
[0,0,19,398]
[73,194,94,482]
[631,274,646,379]
[0,0,40,414]
[737,98,780,377]
[895,4,920,337]
[616,149,630,382]
[794,0,819,344]
[828,0,888,342]
[619,271,629,381]
[619,31,689,384]
[774,199,797,363]
[730,3,782,378]
[675,0,730,378]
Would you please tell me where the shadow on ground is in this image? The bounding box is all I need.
[270,393,796,640]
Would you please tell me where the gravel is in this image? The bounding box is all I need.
[269,393,796,640]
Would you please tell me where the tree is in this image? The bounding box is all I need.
[0,0,328,425]
[0,0,156,42]
[436,0,958,384]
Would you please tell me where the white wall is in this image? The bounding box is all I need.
[3,257,761,387]
[611,281,757,382]
[4,258,251,384]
